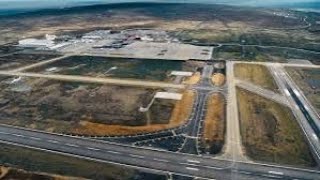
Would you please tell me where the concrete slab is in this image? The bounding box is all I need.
[155,92,183,100]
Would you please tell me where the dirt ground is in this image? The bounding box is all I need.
[286,67,320,115]
[183,72,201,85]
[237,88,316,167]
[234,63,279,92]
[72,90,194,136]
[202,93,226,154]
[211,73,226,86]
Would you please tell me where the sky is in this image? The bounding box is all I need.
[0,0,319,10]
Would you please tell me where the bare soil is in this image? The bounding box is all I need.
[237,87,316,167]
[183,72,201,85]
[212,73,226,86]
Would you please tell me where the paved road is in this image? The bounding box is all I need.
[268,65,320,165]
[233,61,320,69]
[180,91,208,154]
[235,79,289,106]
[0,71,185,89]
[221,61,247,162]
[11,54,73,72]
[0,125,319,180]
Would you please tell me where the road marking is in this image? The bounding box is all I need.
[47,140,59,144]
[87,147,100,151]
[293,89,301,97]
[107,150,121,154]
[284,89,290,96]
[268,171,284,175]
[186,167,199,171]
[0,132,9,135]
[129,154,145,159]
[29,136,41,140]
[65,143,79,147]
[262,174,281,179]
[304,105,310,111]
[187,159,200,164]
[12,134,24,137]
[312,134,319,141]
[239,171,251,175]
[153,158,169,163]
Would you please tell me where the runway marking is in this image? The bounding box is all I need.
[107,150,121,154]
[153,158,169,163]
[29,136,41,140]
[284,89,290,96]
[47,140,59,144]
[186,167,199,171]
[304,105,310,111]
[187,159,200,164]
[65,143,79,147]
[239,171,251,175]
[293,89,301,97]
[87,147,100,151]
[129,154,145,159]
[268,171,284,175]
[312,134,319,141]
[180,163,223,170]
[262,174,281,179]
[12,134,24,137]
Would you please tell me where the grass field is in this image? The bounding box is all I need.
[0,143,165,180]
[234,63,279,92]
[237,88,316,167]
[202,93,226,154]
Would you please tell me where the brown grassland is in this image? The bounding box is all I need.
[237,88,316,167]
[71,90,194,136]
[202,93,226,154]
[234,63,279,92]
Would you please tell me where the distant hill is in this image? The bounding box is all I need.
[1,1,320,17]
